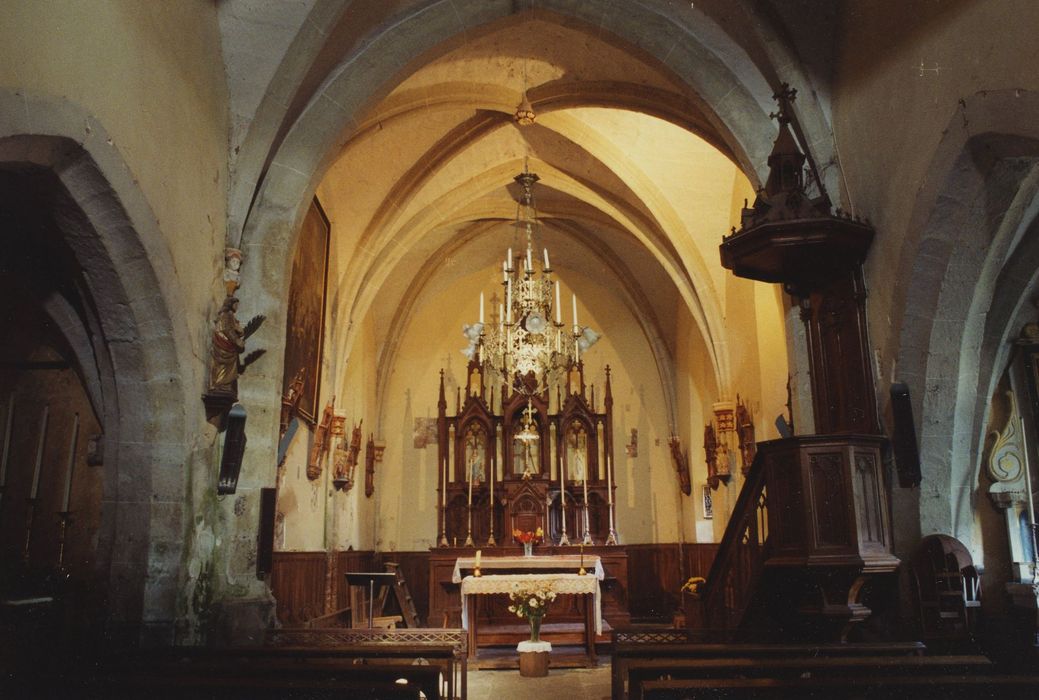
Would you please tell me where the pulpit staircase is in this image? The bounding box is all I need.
[695,451,769,635]
[688,435,899,641]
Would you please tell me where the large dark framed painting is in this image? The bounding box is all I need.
[282,197,330,425]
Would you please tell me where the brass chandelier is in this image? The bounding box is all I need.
[463,170,599,398]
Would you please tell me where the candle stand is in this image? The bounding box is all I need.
[56,511,72,572]
[23,497,39,564]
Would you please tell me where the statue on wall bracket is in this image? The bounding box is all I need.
[202,248,266,427]
[668,435,692,496]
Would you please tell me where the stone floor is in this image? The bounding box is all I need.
[466,657,611,699]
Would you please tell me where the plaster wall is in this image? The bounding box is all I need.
[0,1,230,327]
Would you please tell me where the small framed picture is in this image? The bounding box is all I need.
[702,484,713,519]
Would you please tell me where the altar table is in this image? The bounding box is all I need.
[456,555,604,663]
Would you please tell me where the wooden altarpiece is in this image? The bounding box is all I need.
[436,359,618,548]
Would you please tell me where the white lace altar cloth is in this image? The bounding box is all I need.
[451,555,604,583]
[459,573,601,635]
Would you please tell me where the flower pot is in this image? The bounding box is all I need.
[523,542,533,557]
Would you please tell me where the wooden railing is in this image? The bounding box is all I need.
[699,451,768,631]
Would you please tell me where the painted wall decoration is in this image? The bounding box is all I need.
[282,198,330,424]
[413,417,438,448]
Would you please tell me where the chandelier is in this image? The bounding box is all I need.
[463,170,599,396]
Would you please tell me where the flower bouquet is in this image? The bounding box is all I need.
[508,580,558,642]
[680,576,706,600]
[513,527,543,556]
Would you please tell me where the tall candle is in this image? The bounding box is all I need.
[543,248,550,270]
[475,549,481,567]
[479,292,485,324]
[62,413,79,512]
[526,247,532,271]
[507,248,513,270]
[0,394,13,487]
[560,447,566,505]
[506,280,513,323]
[30,405,49,500]
[467,454,473,506]
[499,304,504,334]
[606,451,613,505]
[442,458,447,507]
[489,455,494,511]
[572,294,578,328]
[554,282,561,324]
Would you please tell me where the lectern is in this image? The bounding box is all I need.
[345,572,396,629]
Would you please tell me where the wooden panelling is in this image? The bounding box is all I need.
[334,550,376,613]
[270,552,327,626]
[272,545,717,628]
[272,550,375,627]
[627,543,719,621]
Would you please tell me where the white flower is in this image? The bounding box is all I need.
[529,598,538,607]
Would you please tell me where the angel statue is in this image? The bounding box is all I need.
[207,295,266,401]
[461,322,484,361]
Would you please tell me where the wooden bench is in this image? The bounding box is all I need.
[83,664,438,699]
[610,629,926,700]
[266,626,468,699]
[624,655,992,700]
[34,629,468,700]
[641,673,1039,699]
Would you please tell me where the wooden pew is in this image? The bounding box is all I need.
[267,626,467,699]
[25,628,468,700]
[610,627,926,700]
[83,664,436,699]
[641,673,1039,699]
[625,655,992,700]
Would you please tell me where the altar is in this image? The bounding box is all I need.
[455,555,603,663]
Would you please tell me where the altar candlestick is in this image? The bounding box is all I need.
[467,457,473,506]
[30,405,49,500]
[560,451,566,505]
[479,293,484,324]
[543,248,550,270]
[61,413,79,512]
[0,393,14,487]
[554,282,561,324]
[606,451,613,505]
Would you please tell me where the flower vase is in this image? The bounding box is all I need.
[523,541,533,557]
[529,615,542,642]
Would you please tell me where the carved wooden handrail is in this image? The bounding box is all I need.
[700,450,768,631]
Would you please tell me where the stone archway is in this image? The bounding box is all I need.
[0,91,195,644]
[891,90,1039,555]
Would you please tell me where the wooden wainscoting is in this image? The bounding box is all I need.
[626,543,719,621]
[271,550,375,627]
[270,552,327,626]
[272,545,716,628]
